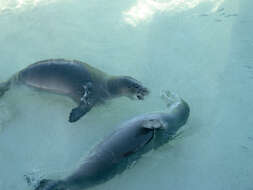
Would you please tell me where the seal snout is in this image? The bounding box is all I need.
[136,87,149,100]
[119,76,150,100]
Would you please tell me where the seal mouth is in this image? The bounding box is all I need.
[136,87,149,100]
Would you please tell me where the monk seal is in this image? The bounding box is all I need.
[0,59,149,122]
[31,91,190,190]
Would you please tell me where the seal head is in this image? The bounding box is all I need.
[107,76,149,100]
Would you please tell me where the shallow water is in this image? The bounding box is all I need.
[0,0,252,189]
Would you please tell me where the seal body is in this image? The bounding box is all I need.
[0,59,149,122]
[34,91,190,190]
[16,59,109,103]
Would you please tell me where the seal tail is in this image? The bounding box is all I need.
[33,179,67,190]
[0,80,10,97]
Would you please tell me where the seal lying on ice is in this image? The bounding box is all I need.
[32,91,190,190]
[0,59,149,122]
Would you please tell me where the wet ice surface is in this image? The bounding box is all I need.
[0,0,253,189]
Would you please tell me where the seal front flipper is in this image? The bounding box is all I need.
[34,179,66,190]
[123,120,163,157]
[69,82,95,123]
[69,102,94,123]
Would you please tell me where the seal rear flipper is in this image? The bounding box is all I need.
[0,81,10,97]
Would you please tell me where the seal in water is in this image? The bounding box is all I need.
[0,59,149,122]
[31,91,190,190]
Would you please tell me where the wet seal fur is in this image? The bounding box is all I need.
[30,91,190,190]
[0,59,149,122]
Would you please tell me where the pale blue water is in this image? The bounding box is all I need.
[0,0,252,190]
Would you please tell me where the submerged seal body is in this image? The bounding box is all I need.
[33,91,190,190]
[0,59,149,122]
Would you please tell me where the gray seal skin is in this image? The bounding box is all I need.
[0,59,149,122]
[32,91,190,190]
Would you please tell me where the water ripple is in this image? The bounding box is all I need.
[0,0,60,15]
[123,0,225,26]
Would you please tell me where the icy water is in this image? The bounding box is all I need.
[0,0,252,190]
